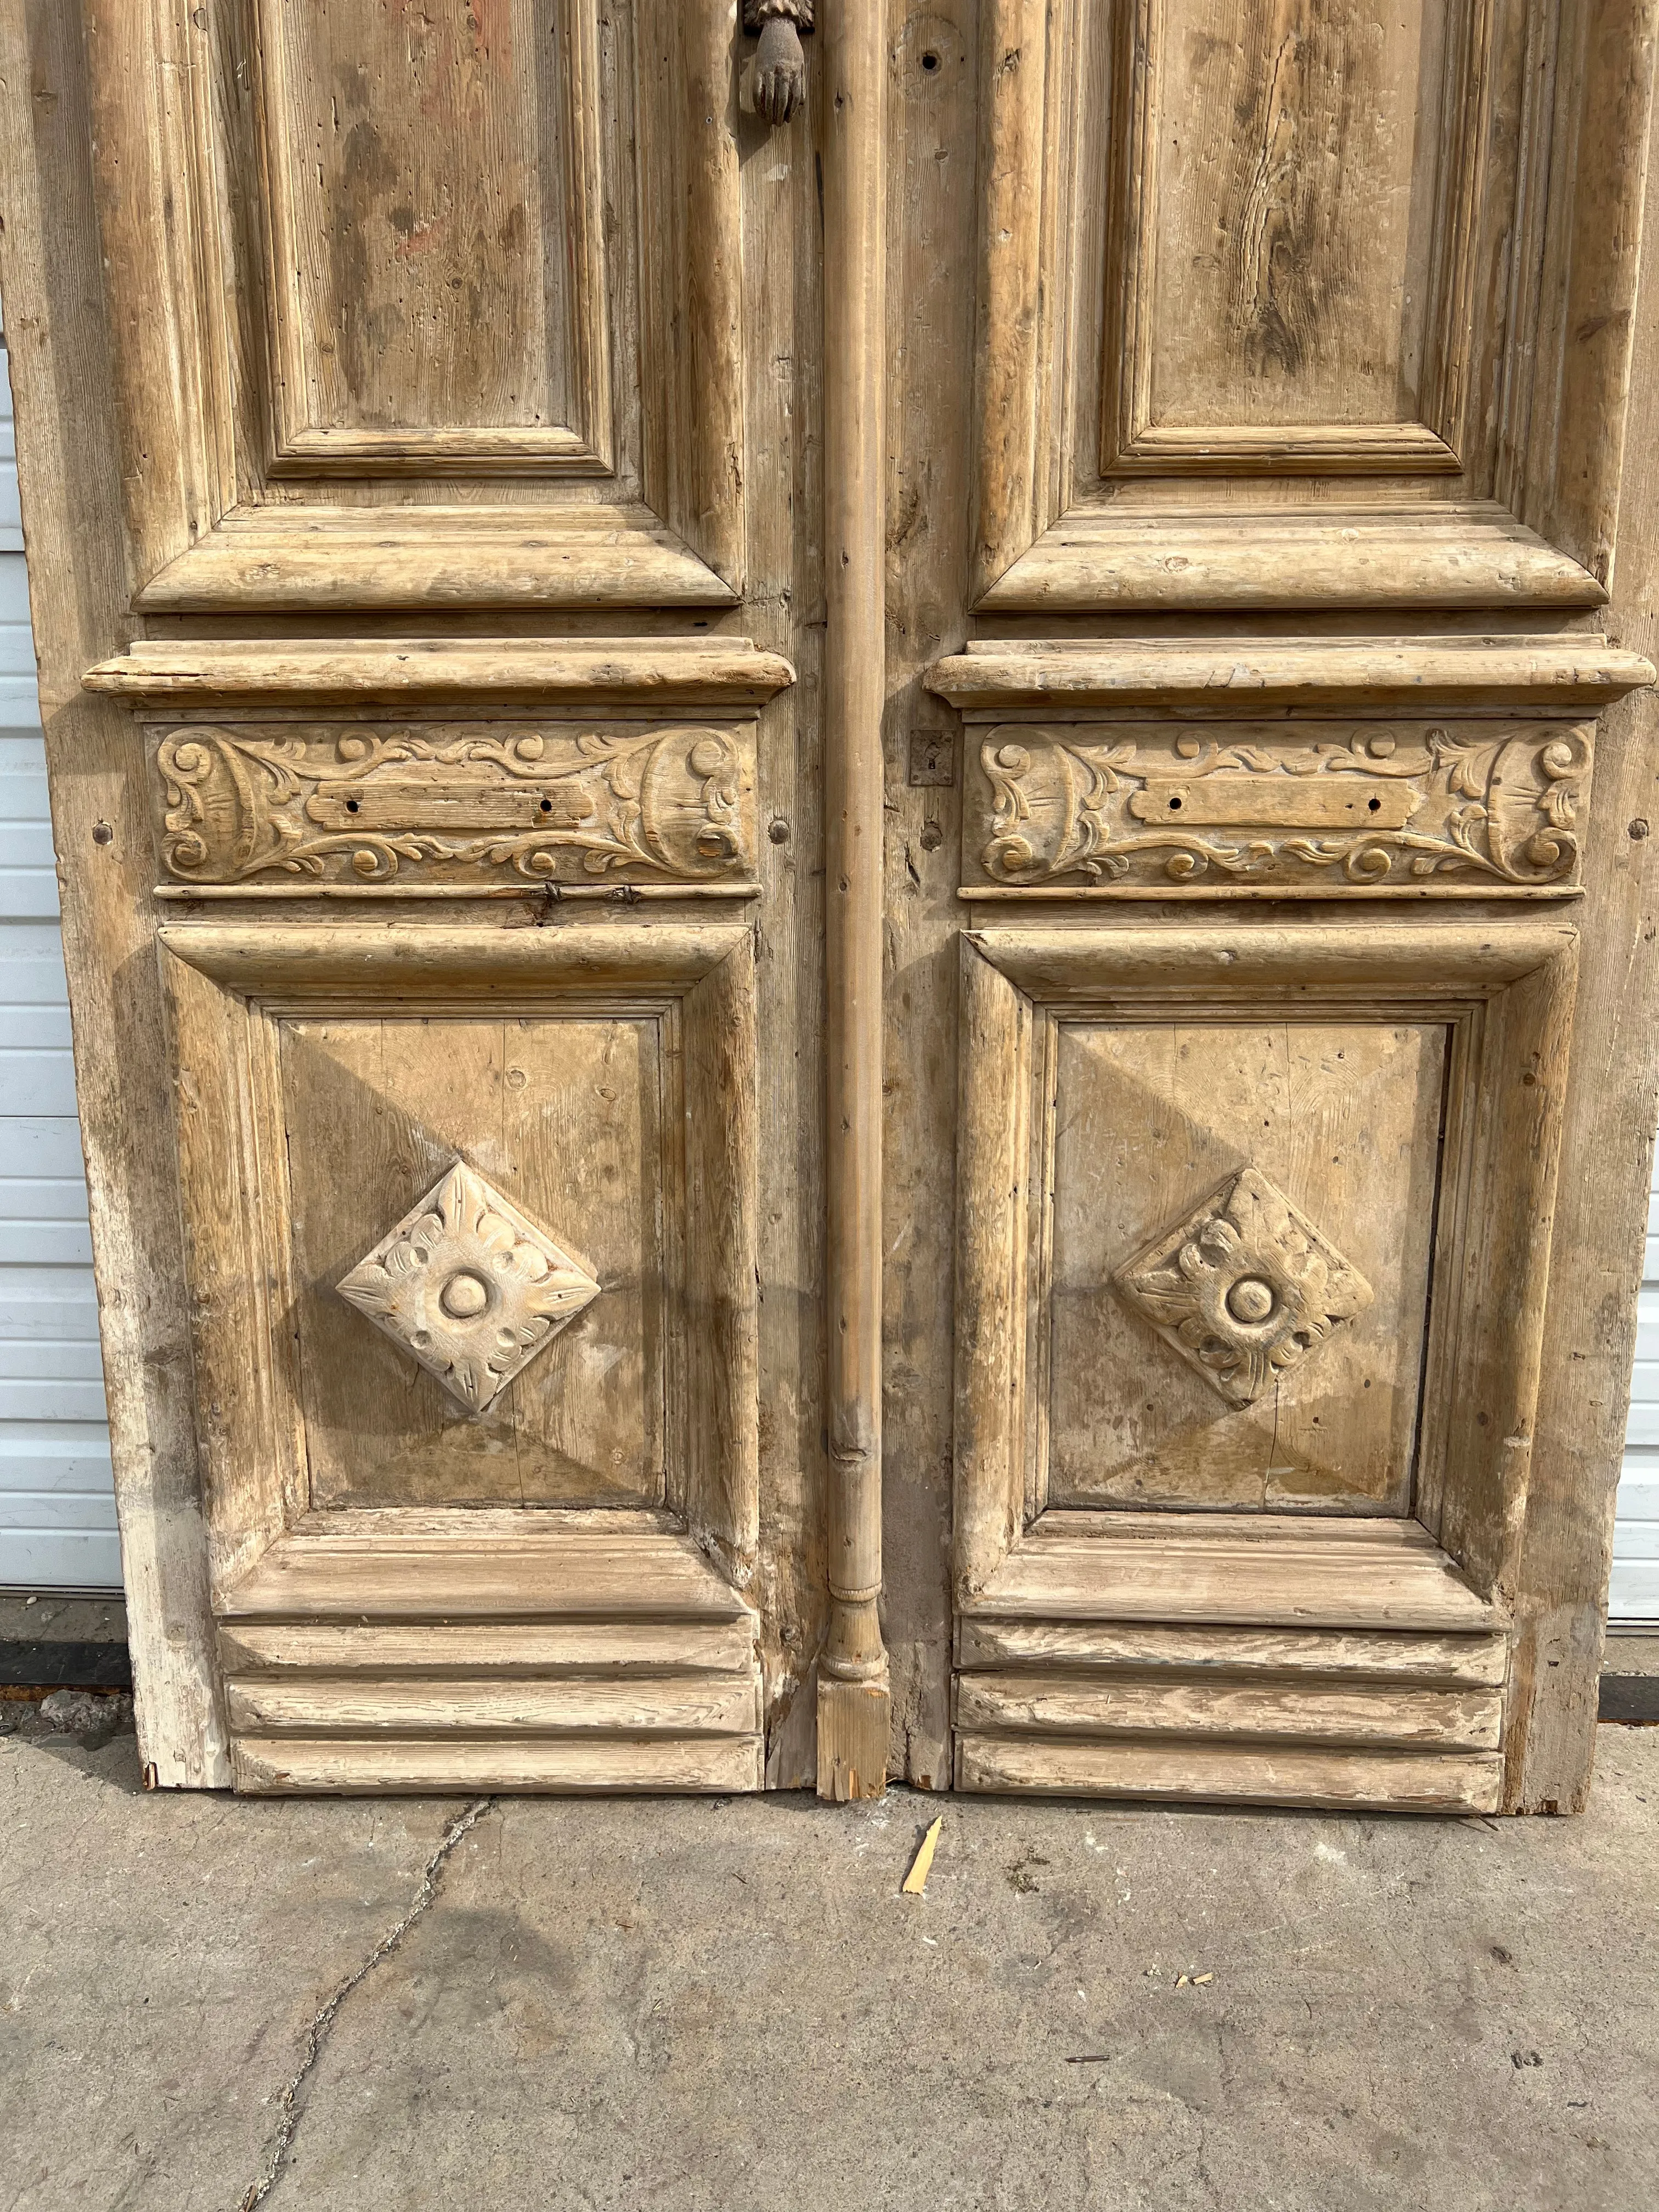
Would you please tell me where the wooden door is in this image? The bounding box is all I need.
[3,1,1659,1814]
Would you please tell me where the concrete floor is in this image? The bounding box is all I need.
[1,1705,1655,2212]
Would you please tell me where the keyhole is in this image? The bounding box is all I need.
[540,798,553,814]
[921,49,940,72]
[346,799,359,814]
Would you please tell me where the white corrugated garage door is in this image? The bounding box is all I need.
[1611,1181,1659,1624]
[0,312,120,1590]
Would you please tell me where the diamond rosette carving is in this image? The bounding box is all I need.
[336,1163,600,1414]
[1113,1169,1373,1409]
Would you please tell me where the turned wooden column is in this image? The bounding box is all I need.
[817,0,890,1799]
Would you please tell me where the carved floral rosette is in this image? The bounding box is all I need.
[1114,1169,1374,1410]
[151,720,758,888]
[969,720,1593,892]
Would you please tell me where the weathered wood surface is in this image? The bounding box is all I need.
[967,1518,1497,1633]
[86,637,797,708]
[232,1734,766,1794]
[956,1618,1510,1688]
[928,636,1655,715]
[816,0,891,1798]
[5,0,1658,1813]
[957,1736,1503,1813]
[955,1674,1503,1752]
[219,1525,753,1622]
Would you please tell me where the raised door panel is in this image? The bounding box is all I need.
[86,0,743,606]
[1047,1018,1446,1514]
[950,918,1583,1810]
[1111,0,1469,472]
[970,0,1645,608]
[283,1013,669,1510]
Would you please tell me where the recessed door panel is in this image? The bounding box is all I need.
[283,1013,668,1510]
[1047,1019,1447,1513]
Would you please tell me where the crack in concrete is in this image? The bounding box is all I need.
[234,1797,495,2211]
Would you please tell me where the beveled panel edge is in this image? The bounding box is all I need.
[87,636,797,709]
[975,506,1608,613]
[154,918,754,996]
[926,634,1655,715]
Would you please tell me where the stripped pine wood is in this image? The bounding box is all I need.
[955,1620,1510,1688]
[224,1674,763,1740]
[6,0,1659,1812]
[954,1674,1503,1751]
[957,1736,1504,1814]
[968,1522,1496,1633]
[217,1618,759,1677]
[232,1735,766,1795]
[219,1528,754,1624]
[84,637,797,710]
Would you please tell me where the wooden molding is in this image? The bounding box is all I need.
[141,718,763,896]
[817,0,891,1799]
[85,637,797,710]
[952,919,1578,1808]
[217,1521,763,1795]
[968,0,1656,610]
[82,2,747,607]
[157,920,759,1590]
[928,634,1655,716]
[976,508,1610,614]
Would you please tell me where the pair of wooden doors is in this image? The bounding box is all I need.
[4,0,1658,1810]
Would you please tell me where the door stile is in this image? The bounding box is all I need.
[817,0,891,1799]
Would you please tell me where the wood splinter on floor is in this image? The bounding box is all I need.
[902,1816,944,1895]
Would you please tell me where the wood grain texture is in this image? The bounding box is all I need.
[966,0,1654,614]
[955,1673,1502,1751]
[1107,0,1470,471]
[981,510,1611,613]
[233,1734,765,1793]
[816,0,890,1794]
[956,1618,1510,1688]
[225,1672,762,1739]
[0,0,232,1784]
[967,1517,1496,1633]
[78,0,751,607]
[219,1524,753,1622]
[1048,1020,1444,1513]
[218,1617,759,1676]
[87,637,797,709]
[928,635,1655,715]
[1503,19,1659,1812]
[956,1734,1503,1812]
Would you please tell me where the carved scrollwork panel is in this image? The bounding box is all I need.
[965,720,1593,894]
[149,719,759,890]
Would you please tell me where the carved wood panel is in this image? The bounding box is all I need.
[256,0,610,473]
[969,0,1647,609]
[149,719,760,892]
[1049,1021,1444,1513]
[287,1013,668,1508]
[85,1,746,606]
[965,720,1591,895]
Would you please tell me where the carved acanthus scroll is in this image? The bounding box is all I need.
[1114,1169,1374,1409]
[969,721,1593,892]
[744,1,814,126]
[152,721,758,889]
